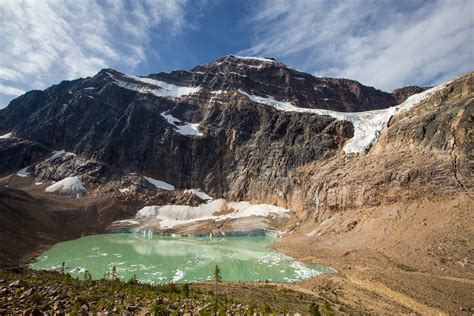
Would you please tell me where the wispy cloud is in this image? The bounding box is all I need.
[0,0,190,107]
[241,0,473,91]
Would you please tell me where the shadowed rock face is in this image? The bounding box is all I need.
[0,138,50,176]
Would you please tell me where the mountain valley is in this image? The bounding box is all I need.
[0,55,472,314]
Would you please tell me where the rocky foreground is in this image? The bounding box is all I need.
[0,268,343,315]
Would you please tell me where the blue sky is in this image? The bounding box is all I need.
[0,0,472,108]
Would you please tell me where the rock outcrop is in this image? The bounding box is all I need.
[392,85,430,103]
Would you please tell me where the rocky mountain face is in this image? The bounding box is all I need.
[0,56,400,196]
[0,56,471,230]
[277,73,473,219]
[391,85,430,103]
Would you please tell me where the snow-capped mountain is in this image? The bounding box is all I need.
[0,56,471,262]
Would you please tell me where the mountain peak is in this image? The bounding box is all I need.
[223,55,281,64]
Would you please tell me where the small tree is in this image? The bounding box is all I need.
[111,265,118,281]
[309,301,321,316]
[127,274,138,285]
[84,270,92,282]
[213,265,222,314]
[183,283,190,298]
[61,262,65,275]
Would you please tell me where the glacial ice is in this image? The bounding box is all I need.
[135,199,290,228]
[45,176,87,198]
[238,81,450,153]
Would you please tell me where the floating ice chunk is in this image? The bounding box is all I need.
[45,176,87,198]
[161,113,202,136]
[172,269,185,282]
[144,176,175,191]
[70,267,86,273]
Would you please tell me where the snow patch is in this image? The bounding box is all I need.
[228,55,277,63]
[238,81,450,153]
[16,167,30,177]
[119,188,130,193]
[144,176,175,191]
[0,132,12,138]
[183,188,213,200]
[45,176,87,198]
[51,150,67,158]
[172,269,185,282]
[161,113,202,136]
[109,72,201,98]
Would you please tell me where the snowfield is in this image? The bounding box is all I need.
[143,176,175,191]
[227,55,277,63]
[0,132,13,138]
[136,199,290,228]
[109,72,201,99]
[45,176,87,198]
[161,113,202,136]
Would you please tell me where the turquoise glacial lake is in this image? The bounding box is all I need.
[31,233,335,284]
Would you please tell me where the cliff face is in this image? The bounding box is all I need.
[247,73,472,219]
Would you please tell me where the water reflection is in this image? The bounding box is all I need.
[31,233,335,284]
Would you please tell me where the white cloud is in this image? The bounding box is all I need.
[242,0,473,91]
[0,83,25,96]
[0,0,189,107]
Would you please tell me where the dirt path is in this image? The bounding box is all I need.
[347,275,447,315]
